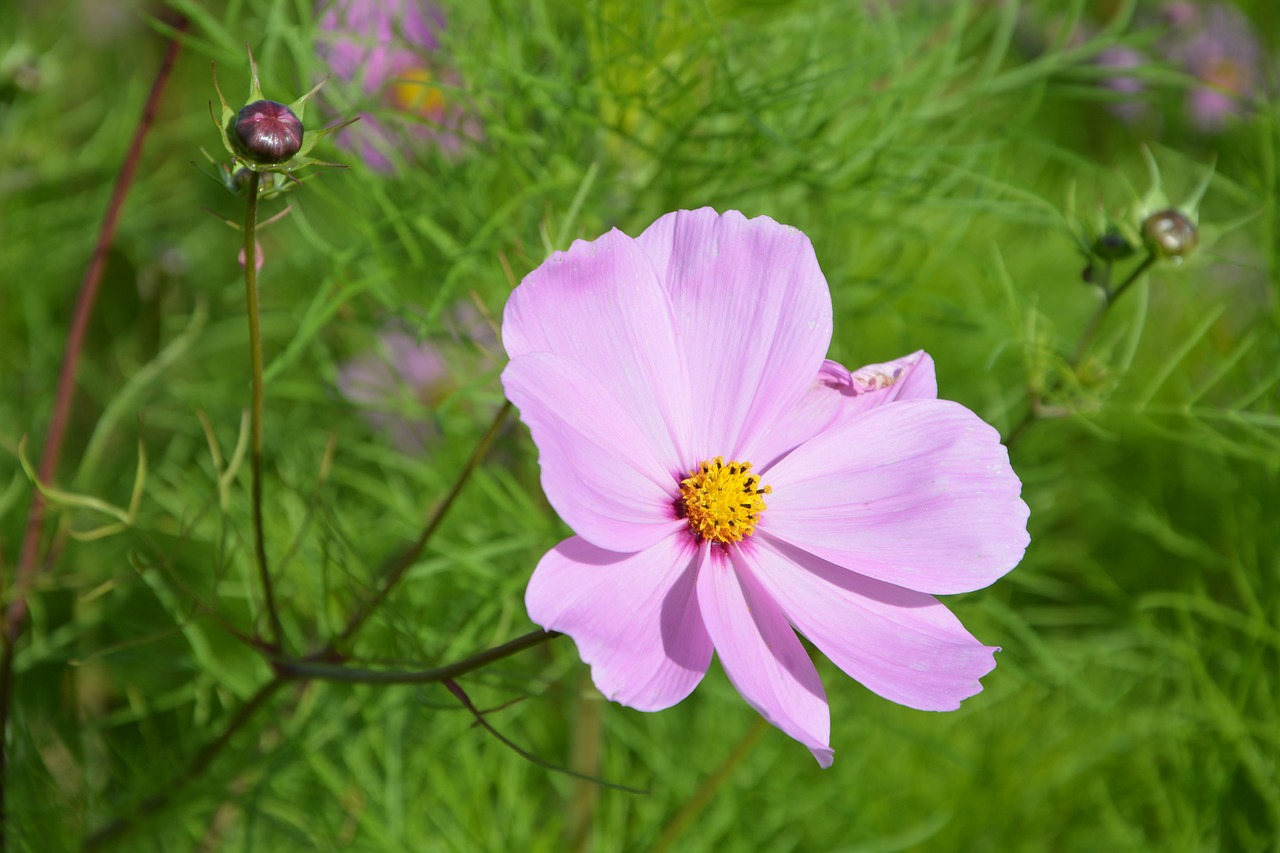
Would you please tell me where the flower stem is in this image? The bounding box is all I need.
[83,629,561,848]
[651,717,769,853]
[0,20,187,853]
[1069,251,1156,368]
[82,401,521,846]
[242,170,284,651]
[276,629,561,684]
[326,400,513,651]
[81,678,286,851]
[1009,250,1156,449]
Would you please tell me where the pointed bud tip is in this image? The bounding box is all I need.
[233,100,303,165]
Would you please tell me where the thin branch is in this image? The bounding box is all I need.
[1,19,188,852]
[277,629,561,684]
[326,401,513,651]
[1009,250,1156,448]
[82,401,521,846]
[442,678,646,795]
[82,679,286,851]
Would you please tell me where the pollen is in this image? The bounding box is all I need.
[678,457,771,544]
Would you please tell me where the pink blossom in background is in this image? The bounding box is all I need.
[1162,2,1265,133]
[501,208,1031,765]
[337,327,449,453]
[1096,45,1151,124]
[237,241,265,274]
[316,0,480,171]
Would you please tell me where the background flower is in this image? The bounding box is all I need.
[316,0,480,171]
[1162,2,1265,133]
[502,209,1031,765]
[336,326,449,453]
[1096,45,1151,125]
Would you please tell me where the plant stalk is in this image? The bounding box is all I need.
[242,170,284,650]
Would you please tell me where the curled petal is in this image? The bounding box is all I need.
[635,208,833,462]
[697,545,834,767]
[751,351,937,470]
[526,534,713,711]
[765,399,1030,594]
[503,353,685,553]
[749,537,998,710]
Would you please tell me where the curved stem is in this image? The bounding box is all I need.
[327,401,513,651]
[278,629,561,684]
[1069,252,1155,368]
[651,717,768,853]
[82,679,286,851]
[242,170,283,650]
[83,629,559,849]
[83,400,521,847]
[1,21,188,852]
[1011,251,1157,448]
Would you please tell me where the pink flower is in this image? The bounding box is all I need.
[501,209,1030,765]
[316,0,479,170]
[337,327,449,453]
[1096,46,1150,124]
[1162,2,1264,133]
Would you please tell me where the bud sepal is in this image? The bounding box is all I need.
[211,44,356,176]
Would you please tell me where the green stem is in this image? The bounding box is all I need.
[1069,252,1155,368]
[279,629,559,684]
[651,717,769,853]
[327,401,513,651]
[242,170,283,650]
[82,679,286,850]
[1011,251,1157,448]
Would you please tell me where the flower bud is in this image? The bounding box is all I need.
[233,100,303,165]
[1142,208,1198,259]
[1092,230,1135,261]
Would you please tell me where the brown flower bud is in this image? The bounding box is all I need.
[233,100,303,165]
[1142,209,1198,260]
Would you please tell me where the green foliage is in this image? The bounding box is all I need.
[1,0,1277,850]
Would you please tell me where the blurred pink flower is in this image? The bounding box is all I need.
[1163,2,1265,133]
[1096,45,1150,124]
[316,0,480,170]
[501,208,1030,765]
[337,327,449,453]
[237,241,265,274]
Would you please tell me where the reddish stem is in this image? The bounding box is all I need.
[0,19,188,852]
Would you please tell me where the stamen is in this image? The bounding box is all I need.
[677,456,771,544]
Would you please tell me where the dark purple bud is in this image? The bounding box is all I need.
[1092,230,1135,262]
[1142,209,1198,259]
[233,100,303,165]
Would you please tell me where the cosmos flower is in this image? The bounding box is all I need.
[337,326,450,453]
[1162,2,1265,133]
[501,208,1030,765]
[1096,45,1151,125]
[316,0,479,171]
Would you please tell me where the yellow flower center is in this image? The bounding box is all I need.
[678,457,771,544]
[391,67,445,119]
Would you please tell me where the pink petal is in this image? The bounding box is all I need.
[502,352,684,553]
[697,544,834,767]
[526,534,712,711]
[764,399,1029,595]
[748,536,998,710]
[750,351,937,471]
[634,209,833,462]
[503,227,693,464]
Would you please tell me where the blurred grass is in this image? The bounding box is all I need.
[1,0,1278,850]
